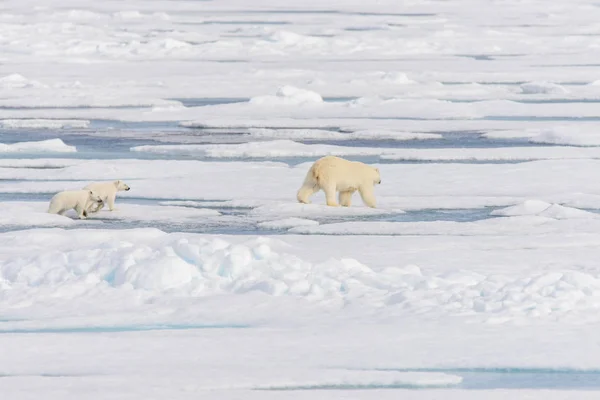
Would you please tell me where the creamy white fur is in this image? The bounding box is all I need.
[84,180,131,213]
[47,189,103,219]
[297,156,381,208]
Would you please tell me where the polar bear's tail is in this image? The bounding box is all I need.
[310,159,327,185]
[297,164,321,204]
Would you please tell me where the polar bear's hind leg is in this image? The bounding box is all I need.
[297,183,320,204]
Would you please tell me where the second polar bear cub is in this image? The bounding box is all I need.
[84,180,130,214]
[297,156,381,208]
[48,189,104,219]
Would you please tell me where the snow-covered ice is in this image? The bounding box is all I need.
[0,139,76,153]
[245,128,443,141]
[249,85,324,106]
[257,217,320,230]
[0,119,90,129]
[485,126,600,147]
[491,200,598,219]
[4,0,600,397]
[520,82,569,95]
[130,139,398,158]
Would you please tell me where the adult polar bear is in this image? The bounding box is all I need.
[297,156,381,208]
[84,180,130,214]
[48,189,104,219]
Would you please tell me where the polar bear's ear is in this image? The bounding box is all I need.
[114,180,121,186]
[88,190,93,195]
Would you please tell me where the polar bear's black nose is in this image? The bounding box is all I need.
[126,187,130,191]
[378,180,382,184]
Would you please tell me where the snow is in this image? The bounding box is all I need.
[257,217,319,229]
[5,0,600,397]
[348,130,442,141]
[249,86,324,106]
[491,200,598,219]
[530,128,600,147]
[380,147,600,162]
[0,73,45,89]
[131,141,600,160]
[289,211,600,236]
[0,202,221,228]
[0,139,76,153]
[5,228,600,324]
[131,140,398,158]
[249,202,399,217]
[246,128,442,141]
[486,126,600,147]
[7,159,600,210]
[0,119,90,129]
[520,81,569,95]
[0,204,80,228]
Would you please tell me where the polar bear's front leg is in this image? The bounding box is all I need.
[86,202,98,214]
[75,205,87,219]
[297,183,319,204]
[323,184,340,207]
[107,194,117,211]
[339,189,355,207]
[93,201,105,213]
[358,186,377,208]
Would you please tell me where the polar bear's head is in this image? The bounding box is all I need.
[114,180,131,191]
[88,190,103,204]
[371,167,381,185]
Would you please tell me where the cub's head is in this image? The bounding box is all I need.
[372,167,381,185]
[114,180,131,191]
[88,190,103,204]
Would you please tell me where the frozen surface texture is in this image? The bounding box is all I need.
[2,0,600,398]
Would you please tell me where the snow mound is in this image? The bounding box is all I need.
[491,200,553,216]
[3,230,600,322]
[530,127,600,147]
[0,74,45,89]
[249,86,323,106]
[0,204,81,228]
[257,217,319,230]
[349,130,442,140]
[157,38,191,50]
[0,139,76,153]
[379,72,416,85]
[112,11,168,20]
[130,140,392,158]
[0,119,90,129]
[264,30,323,47]
[485,127,600,147]
[520,81,568,94]
[247,128,348,140]
[492,200,596,219]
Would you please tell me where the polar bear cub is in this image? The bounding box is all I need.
[297,156,381,208]
[48,189,104,219]
[83,180,130,214]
